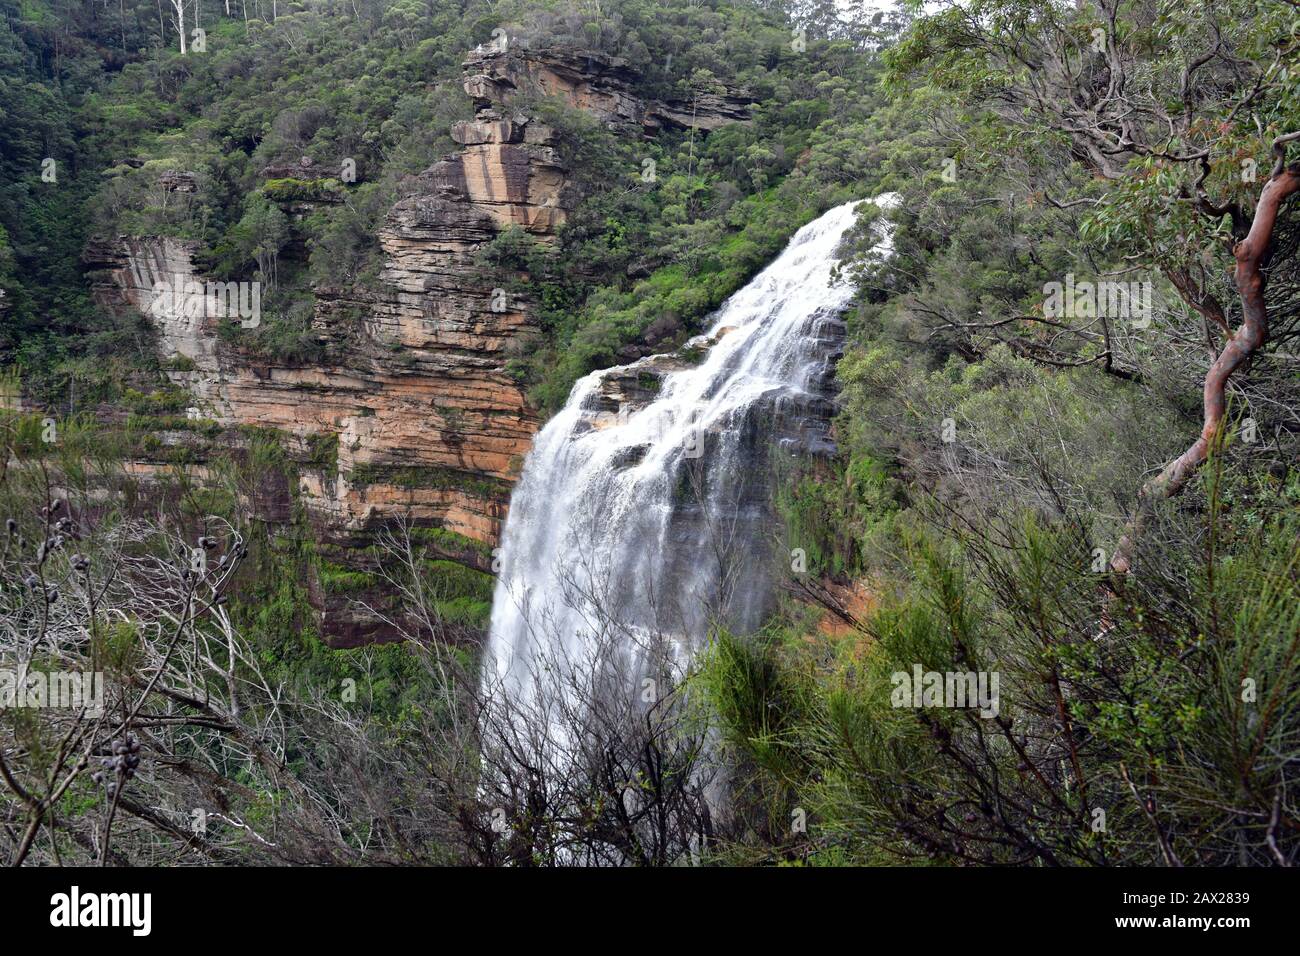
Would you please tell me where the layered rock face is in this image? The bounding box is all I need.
[462,45,756,133]
[86,46,752,646]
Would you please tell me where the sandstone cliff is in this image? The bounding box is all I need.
[85,46,752,646]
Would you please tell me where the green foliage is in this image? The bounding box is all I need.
[304,431,339,470]
[707,483,1300,865]
[346,463,509,500]
[419,558,495,626]
[318,559,379,594]
[4,0,908,416]
[408,525,493,558]
[263,178,344,203]
[3,0,1296,868]
[701,0,1300,867]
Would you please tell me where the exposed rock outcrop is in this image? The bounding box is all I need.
[462,45,756,134]
[85,46,753,645]
[463,47,646,127]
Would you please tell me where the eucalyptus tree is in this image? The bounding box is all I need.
[886,0,1300,569]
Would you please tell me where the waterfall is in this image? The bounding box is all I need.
[484,196,896,718]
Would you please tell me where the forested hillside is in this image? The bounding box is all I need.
[0,0,1296,869]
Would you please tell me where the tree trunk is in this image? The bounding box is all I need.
[1112,144,1299,572]
[171,0,187,54]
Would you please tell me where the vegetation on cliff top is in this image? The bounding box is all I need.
[0,0,1297,867]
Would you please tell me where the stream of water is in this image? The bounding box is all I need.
[485,197,895,718]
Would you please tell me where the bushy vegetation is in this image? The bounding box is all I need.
[0,0,1296,867]
[697,0,1300,866]
[3,0,909,405]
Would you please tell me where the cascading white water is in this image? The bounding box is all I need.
[485,196,896,714]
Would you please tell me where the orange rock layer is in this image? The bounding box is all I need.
[84,46,752,645]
